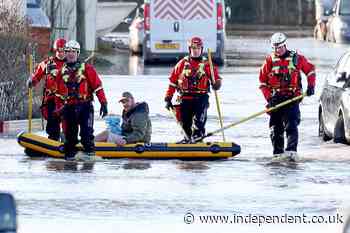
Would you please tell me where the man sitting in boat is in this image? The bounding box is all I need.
[96,92,152,145]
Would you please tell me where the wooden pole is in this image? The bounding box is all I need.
[28,54,33,133]
[207,48,225,142]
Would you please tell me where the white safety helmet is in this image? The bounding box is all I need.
[270,32,287,49]
[64,40,80,54]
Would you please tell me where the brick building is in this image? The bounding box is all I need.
[26,1,51,57]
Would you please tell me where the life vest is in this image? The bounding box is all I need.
[58,62,92,104]
[43,56,63,97]
[267,51,301,95]
[178,56,210,95]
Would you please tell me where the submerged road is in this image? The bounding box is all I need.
[0,36,350,233]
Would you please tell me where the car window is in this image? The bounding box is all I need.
[329,53,349,86]
[335,53,349,74]
[139,6,144,17]
[340,0,350,15]
[135,6,144,18]
[345,54,350,74]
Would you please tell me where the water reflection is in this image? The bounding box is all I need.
[46,160,95,172]
[122,161,151,170]
[128,55,144,75]
[174,161,210,172]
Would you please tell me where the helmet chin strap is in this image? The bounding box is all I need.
[190,55,202,61]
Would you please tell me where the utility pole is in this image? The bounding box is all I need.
[297,0,302,25]
[259,0,265,24]
[50,0,55,31]
[76,0,85,51]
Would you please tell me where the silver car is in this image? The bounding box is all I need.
[319,51,350,144]
[326,0,350,43]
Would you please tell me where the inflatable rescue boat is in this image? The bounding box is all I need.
[18,132,241,159]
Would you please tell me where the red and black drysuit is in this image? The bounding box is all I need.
[165,56,221,140]
[31,56,64,140]
[55,61,107,159]
[259,50,316,155]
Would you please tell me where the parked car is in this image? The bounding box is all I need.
[142,0,231,65]
[313,0,336,41]
[129,5,144,54]
[0,193,17,233]
[319,51,350,144]
[326,0,350,43]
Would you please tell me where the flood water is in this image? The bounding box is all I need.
[1,36,350,233]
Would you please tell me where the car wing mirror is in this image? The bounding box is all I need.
[337,72,347,82]
[344,75,350,88]
[225,6,231,19]
[0,193,17,233]
[123,17,132,24]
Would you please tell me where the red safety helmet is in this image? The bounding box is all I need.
[53,38,66,52]
[188,37,203,49]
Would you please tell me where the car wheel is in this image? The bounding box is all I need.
[334,113,346,143]
[314,25,324,41]
[326,29,333,42]
[143,57,153,65]
[319,110,332,141]
[214,56,224,66]
[143,51,153,64]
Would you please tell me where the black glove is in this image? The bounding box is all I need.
[47,62,57,73]
[26,77,32,88]
[306,86,315,96]
[267,95,280,108]
[165,97,173,110]
[100,103,108,118]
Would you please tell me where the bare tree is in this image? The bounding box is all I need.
[0,0,41,120]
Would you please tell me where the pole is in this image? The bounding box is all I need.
[169,108,190,141]
[28,54,33,133]
[207,48,225,141]
[195,93,306,142]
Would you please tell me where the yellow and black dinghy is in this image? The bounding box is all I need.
[17,132,241,159]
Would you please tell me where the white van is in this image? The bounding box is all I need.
[143,0,229,65]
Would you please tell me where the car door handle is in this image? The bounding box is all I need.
[173,22,179,32]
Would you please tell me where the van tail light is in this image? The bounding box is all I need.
[144,3,150,31]
[217,3,223,30]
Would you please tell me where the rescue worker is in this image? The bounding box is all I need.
[259,32,316,161]
[164,36,222,143]
[27,38,66,141]
[55,40,108,161]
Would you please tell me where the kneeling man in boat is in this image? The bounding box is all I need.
[96,91,152,145]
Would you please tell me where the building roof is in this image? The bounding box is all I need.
[26,0,50,28]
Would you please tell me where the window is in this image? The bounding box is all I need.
[329,52,349,86]
[339,0,350,15]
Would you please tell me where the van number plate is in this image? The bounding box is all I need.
[155,43,180,49]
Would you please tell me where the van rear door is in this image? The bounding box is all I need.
[150,0,184,54]
[183,0,217,53]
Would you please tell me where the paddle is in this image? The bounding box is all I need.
[207,48,225,141]
[0,193,17,233]
[194,93,307,142]
[168,107,191,141]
